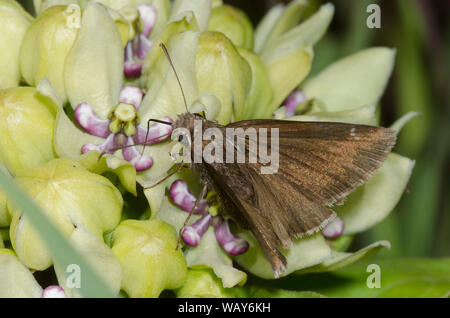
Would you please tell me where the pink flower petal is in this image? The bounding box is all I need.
[136,34,152,60]
[74,102,110,138]
[42,285,66,298]
[81,133,117,154]
[119,85,143,109]
[283,89,306,117]
[181,213,213,247]
[214,218,249,256]
[134,116,173,145]
[122,136,153,171]
[137,4,157,38]
[322,216,345,239]
[169,179,208,214]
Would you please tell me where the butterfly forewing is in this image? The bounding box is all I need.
[199,119,396,276]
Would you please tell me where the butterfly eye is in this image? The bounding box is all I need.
[178,135,184,142]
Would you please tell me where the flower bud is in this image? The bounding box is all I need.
[42,286,66,298]
[181,213,213,247]
[175,268,236,298]
[20,4,81,103]
[213,218,249,256]
[0,0,33,89]
[0,249,43,297]
[207,5,254,50]
[169,179,208,214]
[8,158,123,270]
[111,219,187,298]
[0,87,57,175]
[322,216,344,239]
[53,225,122,297]
[196,31,251,124]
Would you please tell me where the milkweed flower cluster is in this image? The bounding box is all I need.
[0,0,415,297]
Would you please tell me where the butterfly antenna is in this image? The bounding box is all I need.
[159,43,189,113]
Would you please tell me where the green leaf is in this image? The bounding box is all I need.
[286,258,450,298]
[244,286,325,298]
[0,168,115,297]
[249,258,450,298]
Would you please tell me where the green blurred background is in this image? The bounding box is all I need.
[226,0,450,258]
[17,0,449,258]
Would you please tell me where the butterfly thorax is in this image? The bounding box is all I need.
[173,112,200,133]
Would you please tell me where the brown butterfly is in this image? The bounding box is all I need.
[145,44,396,278]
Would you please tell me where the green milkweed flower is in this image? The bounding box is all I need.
[0,0,33,89]
[0,0,417,297]
[111,219,187,297]
[8,158,123,270]
[0,87,57,176]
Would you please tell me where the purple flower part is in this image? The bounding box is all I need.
[322,216,345,239]
[214,219,249,256]
[124,41,142,78]
[122,136,153,171]
[136,34,152,60]
[283,89,306,117]
[81,133,117,154]
[181,213,213,247]
[119,85,143,109]
[124,60,142,78]
[134,116,173,145]
[42,285,66,298]
[74,102,110,138]
[169,179,208,214]
[125,40,134,62]
[137,4,157,38]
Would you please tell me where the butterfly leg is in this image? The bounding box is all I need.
[143,162,185,189]
[177,183,209,249]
